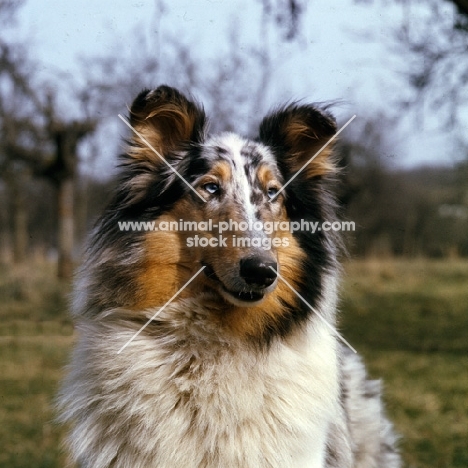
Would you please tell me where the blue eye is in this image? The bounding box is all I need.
[204,183,220,194]
[267,187,279,199]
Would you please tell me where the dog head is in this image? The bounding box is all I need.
[85,85,339,341]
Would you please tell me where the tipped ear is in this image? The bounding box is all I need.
[258,104,337,179]
[128,85,206,163]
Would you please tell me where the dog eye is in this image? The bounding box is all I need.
[203,183,220,194]
[267,187,279,199]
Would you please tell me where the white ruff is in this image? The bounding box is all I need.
[60,284,341,468]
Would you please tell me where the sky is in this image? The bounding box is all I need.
[11,0,465,172]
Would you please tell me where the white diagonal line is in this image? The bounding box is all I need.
[117,266,206,354]
[271,266,357,354]
[270,114,357,201]
[118,114,207,202]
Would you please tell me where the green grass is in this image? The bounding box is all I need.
[0,263,72,468]
[340,259,468,468]
[340,260,468,352]
[0,259,467,467]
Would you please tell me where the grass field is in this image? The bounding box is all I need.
[340,260,468,468]
[0,259,467,467]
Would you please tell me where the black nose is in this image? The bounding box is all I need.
[240,257,277,287]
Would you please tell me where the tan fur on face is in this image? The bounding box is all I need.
[133,185,305,342]
[256,164,280,191]
[208,160,232,182]
[134,228,184,310]
[134,203,204,310]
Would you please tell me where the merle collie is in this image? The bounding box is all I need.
[58,86,400,468]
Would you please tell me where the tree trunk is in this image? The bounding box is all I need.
[48,120,95,278]
[57,177,74,279]
[10,172,28,264]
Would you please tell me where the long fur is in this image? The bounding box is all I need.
[58,85,401,468]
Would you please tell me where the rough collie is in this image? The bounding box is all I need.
[58,86,400,467]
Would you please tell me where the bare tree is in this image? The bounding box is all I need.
[42,114,95,278]
[257,0,306,40]
[0,1,45,263]
[395,0,468,128]
[258,0,468,129]
[0,0,96,276]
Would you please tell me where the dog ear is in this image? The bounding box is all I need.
[258,104,337,179]
[127,85,206,164]
[115,87,206,209]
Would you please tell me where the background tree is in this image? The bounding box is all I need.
[394,0,468,130]
[0,0,96,276]
[0,0,46,263]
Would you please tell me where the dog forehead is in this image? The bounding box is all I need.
[202,133,276,171]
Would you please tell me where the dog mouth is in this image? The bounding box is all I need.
[225,289,265,303]
[202,263,267,304]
